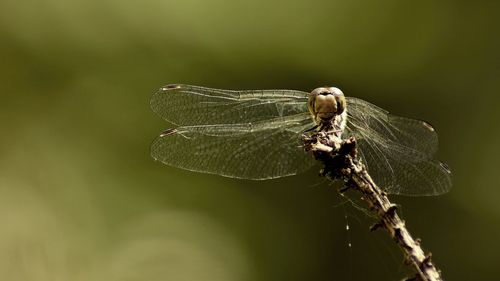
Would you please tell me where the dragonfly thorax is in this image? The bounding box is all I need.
[308,87,347,133]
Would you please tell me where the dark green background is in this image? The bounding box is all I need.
[1,0,499,280]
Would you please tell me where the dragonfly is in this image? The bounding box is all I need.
[150,84,452,196]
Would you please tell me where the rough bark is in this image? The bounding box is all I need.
[302,132,443,281]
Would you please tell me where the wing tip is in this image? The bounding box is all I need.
[159,128,177,137]
[421,121,435,132]
[150,84,183,118]
[439,161,452,174]
[160,84,182,91]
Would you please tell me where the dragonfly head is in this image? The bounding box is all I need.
[308,87,346,124]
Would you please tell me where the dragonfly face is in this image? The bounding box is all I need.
[150,84,452,196]
[308,87,346,122]
[308,87,347,135]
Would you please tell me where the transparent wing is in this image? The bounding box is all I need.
[345,97,452,196]
[151,113,317,180]
[150,84,310,126]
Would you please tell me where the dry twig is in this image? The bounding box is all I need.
[302,131,443,281]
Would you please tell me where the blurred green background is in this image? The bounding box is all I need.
[1,0,499,280]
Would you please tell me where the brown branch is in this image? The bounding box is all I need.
[302,132,443,281]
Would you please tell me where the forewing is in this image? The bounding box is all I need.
[345,97,452,196]
[150,84,310,126]
[151,113,317,180]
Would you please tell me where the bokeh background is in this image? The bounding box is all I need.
[1,0,499,280]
